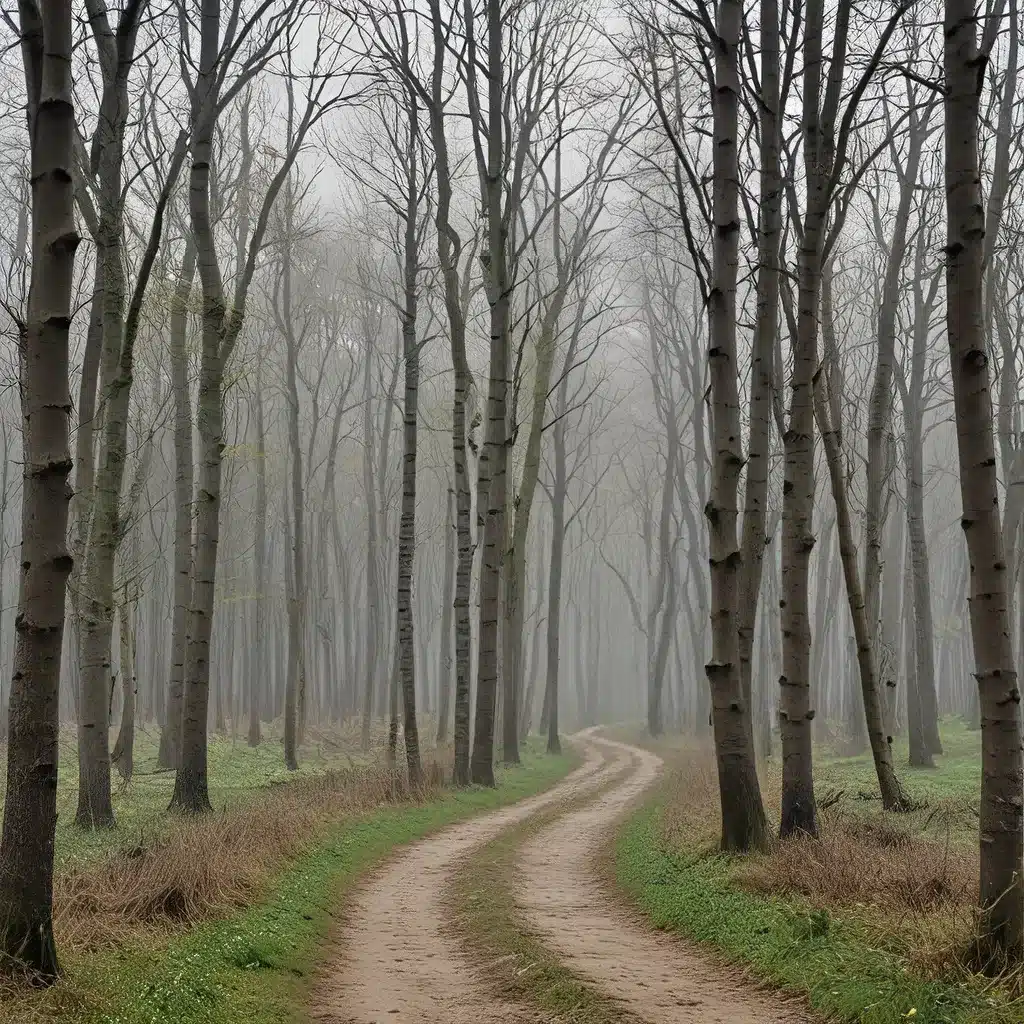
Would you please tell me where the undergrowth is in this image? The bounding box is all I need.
[1,739,573,1024]
[41,724,387,872]
[615,720,1023,1023]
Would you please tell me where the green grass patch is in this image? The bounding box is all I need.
[450,753,641,1024]
[816,719,981,834]
[10,742,574,1024]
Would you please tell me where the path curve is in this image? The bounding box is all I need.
[516,734,813,1023]
[311,732,628,1023]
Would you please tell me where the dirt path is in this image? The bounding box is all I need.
[516,734,812,1023]
[314,732,812,1024]
[311,733,628,1024]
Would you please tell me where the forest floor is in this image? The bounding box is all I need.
[0,726,576,1024]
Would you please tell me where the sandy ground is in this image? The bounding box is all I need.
[314,731,813,1023]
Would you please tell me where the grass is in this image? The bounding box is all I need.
[449,748,641,1024]
[42,723,382,872]
[614,719,1023,1024]
[3,736,575,1024]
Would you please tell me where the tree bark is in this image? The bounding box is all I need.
[0,0,79,978]
[705,0,770,852]
[359,315,381,752]
[249,370,267,748]
[779,0,845,839]
[396,92,423,785]
[112,598,136,782]
[470,0,509,788]
[158,242,196,769]
[74,0,147,830]
[737,0,780,744]
[436,488,456,744]
[863,93,927,751]
[543,399,569,755]
[943,0,1024,966]
[280,193,305,772]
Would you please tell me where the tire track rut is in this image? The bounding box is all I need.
[516,735,812,1024]
[315,732,813,1024]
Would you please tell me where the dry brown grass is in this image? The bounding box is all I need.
[52,755,448,954]
[650,738,994,984]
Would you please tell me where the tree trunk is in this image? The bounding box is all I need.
[282,208,305,772]
[544,423,566,756]
[704,0,770,852]
[436,488,456,744]
[737,0,780,749]
[815,372,909,811]
[360,325,381,751]
[864,128,921,729]
[470,0,509,788]
[158,242,196,769]
[944,0,1024,966]
[112,599,136,783]
[396,101,423,785]
[779,0,839,839]
[0,0,78,977]
[249,373,267,748]
[169,343,222,814]
[424,0,475,783]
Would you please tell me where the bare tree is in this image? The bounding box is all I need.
[170,1,350,812]
[703,0,771,852]
[943,0,1024,967]
[0,0,79,979]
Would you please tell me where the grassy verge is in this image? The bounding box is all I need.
[6,742,574,1024]
[614,721,1022,1024]
[450,751,642,1024]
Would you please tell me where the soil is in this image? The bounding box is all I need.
[313,731,814,1024]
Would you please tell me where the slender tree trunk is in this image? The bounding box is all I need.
[944,0,1024,966]
[903,524,932,768]
[704,0,770,852]
[815,373,909,811]
[519,520,547,737]
[436,488,456,744]
[0,0,79,976]
[74,0,154,830]
[158,243,196,769]
[737,0,780,747]
[360,330,380,751]
[112,599,136,782]
[425,0,475,783]
[249,376,267,748]
[544,424,566,756]
[169,343,222,814]
[779,0,840,839]
[282,214,305,771]
[396,99,423,785]
[470,0,509,788]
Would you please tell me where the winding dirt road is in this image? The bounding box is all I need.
[312,731,813,1024]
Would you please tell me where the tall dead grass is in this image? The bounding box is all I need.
[654,741,993,984]
[53,754,447,954]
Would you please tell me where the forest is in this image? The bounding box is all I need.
[0,0,1022,1021]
